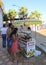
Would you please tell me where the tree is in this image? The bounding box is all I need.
[18,6,28,19]
[8,9,16,20]
[0,0,4,9]
[0,0,4,14]
[29,10,41,20]
[3,13,8,21]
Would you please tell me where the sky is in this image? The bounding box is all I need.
[2,0,46,23]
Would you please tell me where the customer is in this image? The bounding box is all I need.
[6,23,13,54]
[10,32,18,62]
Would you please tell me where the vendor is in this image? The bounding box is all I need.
[27,27,31,31]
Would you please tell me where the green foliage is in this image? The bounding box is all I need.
[8,9,16,19]
[0,0,4,12]
[3,13,8,21]
[18,6,28,19]
[0,0,4,7]
[29,10,41,20]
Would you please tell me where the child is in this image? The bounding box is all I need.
[10,33,18,62]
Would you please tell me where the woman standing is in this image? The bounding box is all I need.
[6,23,13,54]
[11,33,18,62]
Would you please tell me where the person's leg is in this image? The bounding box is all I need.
[13,53,16,60]
[2,34,6,48]
[11,52,16,62]
[7,38,11,54]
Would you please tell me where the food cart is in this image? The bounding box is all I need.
[18,30,36,58]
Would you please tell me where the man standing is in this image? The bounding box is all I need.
[0,24,7,48]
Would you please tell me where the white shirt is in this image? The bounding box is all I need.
[0,27,7,34]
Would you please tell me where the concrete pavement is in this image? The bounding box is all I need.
[0,37,46,65]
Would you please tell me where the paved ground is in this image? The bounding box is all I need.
[0,37,46,65]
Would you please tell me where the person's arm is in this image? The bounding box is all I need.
[0,29,2,36]
[6,28,11,36]
[0,30,1,35]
